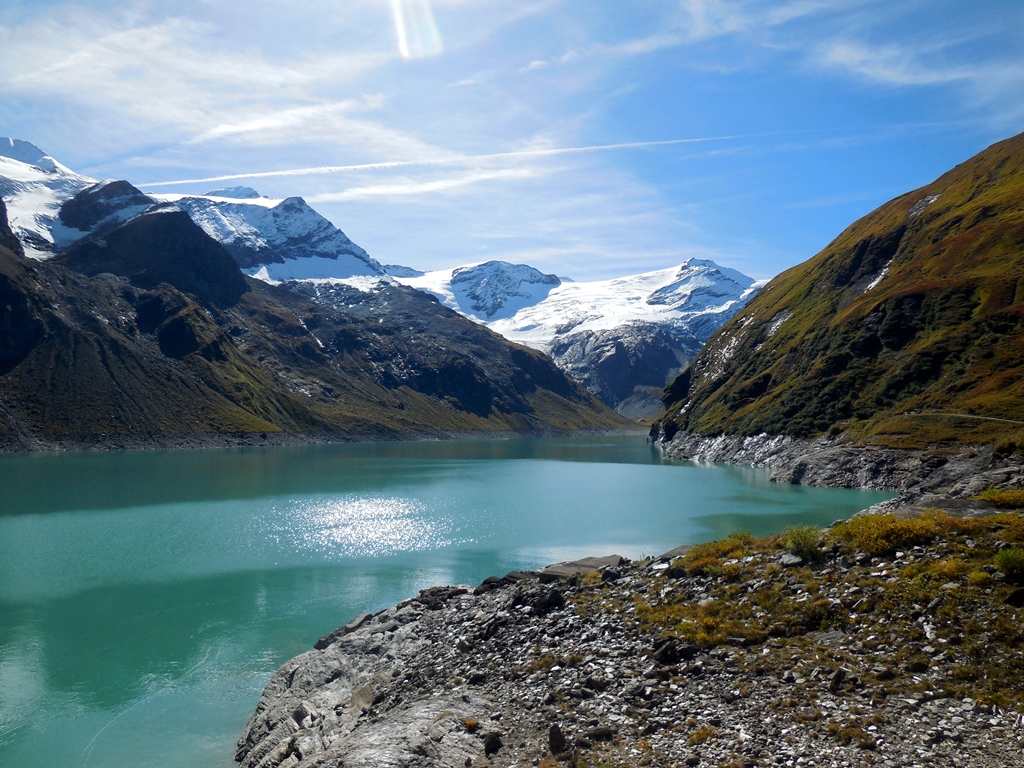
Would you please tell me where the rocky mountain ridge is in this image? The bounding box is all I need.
[236,510,1024,768]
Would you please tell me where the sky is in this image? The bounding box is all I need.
[0,0,1022,282]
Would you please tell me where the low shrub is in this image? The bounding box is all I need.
[682,531,754,574]
[967,569,993,588]
[976,488,1024,509]
[830,510,971,556]
[994,547,1024,583]
[783,524,823,562]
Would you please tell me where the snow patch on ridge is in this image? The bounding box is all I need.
[765,309,793,338]
[908,194,940,218]
[864,260,893,293]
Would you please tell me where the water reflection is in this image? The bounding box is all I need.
[286,496,464,557]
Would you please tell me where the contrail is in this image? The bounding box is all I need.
[140,135,750,188]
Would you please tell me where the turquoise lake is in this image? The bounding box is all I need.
[0,435,893,768]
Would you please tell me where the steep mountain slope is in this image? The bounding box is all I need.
[397,260,759,415]
[0,205,625,449]
[0,138,94,257]
[655,131,1024,450]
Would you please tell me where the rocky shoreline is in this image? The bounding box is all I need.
[236,521,1024,768]
[653,430,1024,515]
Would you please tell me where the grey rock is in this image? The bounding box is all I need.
[657,431,1024,511]
[237,526,1024,768]
[779,553,804,568]
[313,612,372,650]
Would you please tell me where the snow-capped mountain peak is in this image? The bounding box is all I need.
[150,191,385,280]
[0,138,77,176]
[398,260,562,321]
[0,141,383,282]
[0,138,95,258]
[203,186,262,199]
[392,257,760,415]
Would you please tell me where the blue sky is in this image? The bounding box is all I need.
[1,0,1022,281]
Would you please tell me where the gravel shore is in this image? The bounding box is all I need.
[236,519,1024,768]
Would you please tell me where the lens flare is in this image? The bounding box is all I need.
[390,0,442,60]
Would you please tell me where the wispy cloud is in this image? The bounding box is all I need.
[0,13,393,137]
[141,134,756,187]
[189,98,385,143]
[818,40,978,87]
[519,59,550,73]
[814,35,1024,123]
[307,168,537,202]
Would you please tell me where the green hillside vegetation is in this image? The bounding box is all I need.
[657,132,1024,451]
[0,206,626,448]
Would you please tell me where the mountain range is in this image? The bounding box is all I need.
[0,145,627,449]
[654,130,1024,453]
[396,260,759,416]
[0,138,759,418]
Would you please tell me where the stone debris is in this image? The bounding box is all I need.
[658,432,1024,513]
[237,547,1024,768]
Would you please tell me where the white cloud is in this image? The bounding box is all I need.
[189,98,385,143]
[307,167,538,202]
[814,36,1024,122]
[0,12,394,136]
[519,59,550,73]
[817,40,976,87]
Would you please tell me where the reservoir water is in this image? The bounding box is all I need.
[0,434,893,768]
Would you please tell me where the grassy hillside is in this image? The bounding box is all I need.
[0,207,627,448]
[657,131,1024,451]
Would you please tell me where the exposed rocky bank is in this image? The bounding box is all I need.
[652,430,1024,515]
[237,517,1024,768]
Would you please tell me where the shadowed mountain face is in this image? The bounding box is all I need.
[58,179,156,233]
[0,206,626,450]
[57,209,250,308]
[656,131,1024,450]
[549,323,701,419]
